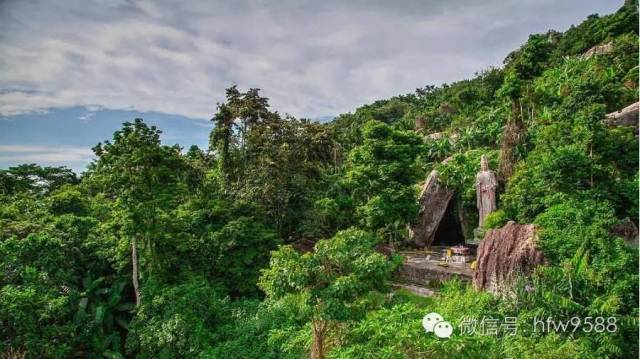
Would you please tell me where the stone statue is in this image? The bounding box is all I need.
[475,155,497,227]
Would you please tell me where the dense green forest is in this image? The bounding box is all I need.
[1,2,638,358]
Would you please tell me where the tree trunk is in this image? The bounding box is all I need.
[131,236,141,306]
[310,320,327,359]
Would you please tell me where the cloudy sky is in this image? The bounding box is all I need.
[0,0,623,172]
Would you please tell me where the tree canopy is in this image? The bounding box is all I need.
[1,2,638,358]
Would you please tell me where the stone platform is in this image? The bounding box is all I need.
[394,246,476,287]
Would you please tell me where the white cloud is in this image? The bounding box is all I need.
[79,112,95,122]
[0,145,94,163]
[0,0,623,120]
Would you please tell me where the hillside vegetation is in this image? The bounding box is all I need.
[1,2,638,358]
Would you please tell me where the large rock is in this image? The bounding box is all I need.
[580,42,613,59]
[409,170,454,247]
[473,222,545,293]
[604,101,639,130]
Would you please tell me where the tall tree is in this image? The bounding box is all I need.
[341,120,424,243]
[209,86,273,186]
[209,87,335,238]
[87,119,187,305]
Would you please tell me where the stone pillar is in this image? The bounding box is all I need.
[475,155,497,228]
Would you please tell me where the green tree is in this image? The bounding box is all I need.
[0,164,78,195]
[259,228,399,359]
[210,87,335,238]
[87,119,187,305]
[342,120,424,242]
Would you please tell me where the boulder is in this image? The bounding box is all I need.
[409,170,454,247]
[581,42,613,59]
[604,101,639,130]
[473,222,545,293]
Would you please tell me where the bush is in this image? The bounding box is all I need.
[483,209,509,230]
[126,279,230,358]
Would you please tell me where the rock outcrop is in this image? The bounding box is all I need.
[580,42,613,59]
[409,170,454,247]
[473,222,545,293]
[604,101,639,130]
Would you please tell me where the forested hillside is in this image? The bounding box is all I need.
[1,2,638,358]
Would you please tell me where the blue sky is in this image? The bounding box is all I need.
[0,0,623,173]
[0,106,212,173]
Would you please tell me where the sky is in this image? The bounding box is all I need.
[0,0,624,173]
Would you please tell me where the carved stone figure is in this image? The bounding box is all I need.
[475,155,497,228]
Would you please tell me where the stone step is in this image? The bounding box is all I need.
[392,283,437,297]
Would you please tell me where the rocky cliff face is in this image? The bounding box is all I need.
[473,222,545,293]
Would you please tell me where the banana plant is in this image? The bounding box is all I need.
[74,274,135,358]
